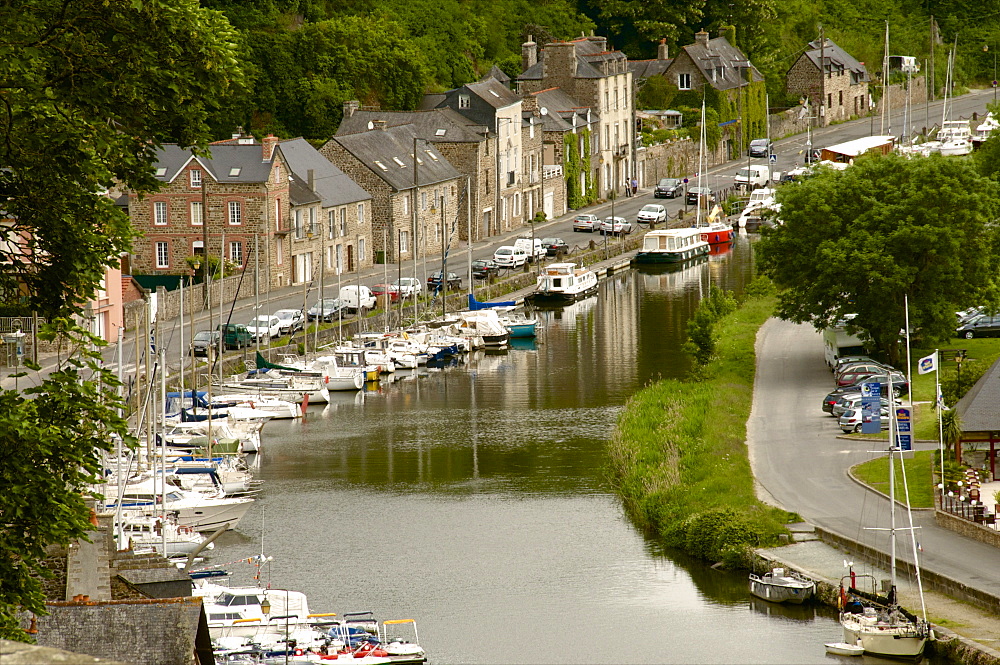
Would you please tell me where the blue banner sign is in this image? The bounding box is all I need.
[895,407,912,450]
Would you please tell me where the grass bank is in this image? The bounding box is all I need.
[852,451,936,508]
[607,289,795,568]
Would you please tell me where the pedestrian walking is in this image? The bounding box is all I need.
[624,179,631,197]
[630,177,638,196]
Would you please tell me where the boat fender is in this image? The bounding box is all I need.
[249,401,255,409]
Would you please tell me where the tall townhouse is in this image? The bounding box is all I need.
[320,122,463,267]
[517,34,634,199]
[522,87,595,213]
[786,39,870,126]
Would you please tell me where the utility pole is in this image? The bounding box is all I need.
[929,17,935,101]
[411,136,419,324]
[820,25,826,129]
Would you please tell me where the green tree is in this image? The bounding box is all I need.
[756,154,1000,365]
[0,0,243,641]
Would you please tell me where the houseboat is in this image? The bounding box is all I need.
[530,263,598,303]
[632,228,710,265]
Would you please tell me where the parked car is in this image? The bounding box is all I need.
[734,165,770,190]
[573,213,601,232]
[392,277,422,298]
[600,216,633,236]
[831,355,881,374]
[339,285,376,312]
[685,186,716,206]
[636,204,667,225]
[841,371,910,397]
[472,259,499,280]
[307,298,344,322]
[246,314,282,342]
[541,237,568,257]
[494,245,529,268]
[834,362,893,383]
[654,178,685,199]
[216,323,253,350]
[832,394,892,418]
[371,283,401,304]
[956,314,1000,338]
[839,406,891,433]
[514,237,546,263]
[273,309,304,335]
[748,138,773,158]
[190,330,220,357]
[427,271,462,291]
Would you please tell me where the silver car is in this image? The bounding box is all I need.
[573,214,601,232]
[839,406,890,433]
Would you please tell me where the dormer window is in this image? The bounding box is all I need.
[459,94,470,109]
[716,66,724,79]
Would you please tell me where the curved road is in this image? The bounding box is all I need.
[749,318,1000,598]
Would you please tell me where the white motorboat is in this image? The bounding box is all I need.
[824,642,864,656]
[451,310,510,350]
[633,228,709,264]
[531,262,598,303]
[737,188,778,228]
[118,514,213,557]
[104,484,254,532]
[748,567,815,604]
[209,393,302,419]
[937,119,972,156]
[972,112,998,148]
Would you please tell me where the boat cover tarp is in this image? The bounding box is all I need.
[468,294,516,310]
[255,351,301,372]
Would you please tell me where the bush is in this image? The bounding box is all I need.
[679,508,763,562]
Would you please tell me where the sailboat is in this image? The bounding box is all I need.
[837,376,931,657]
[693,99,734,245]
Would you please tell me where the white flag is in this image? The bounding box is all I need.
[917,353,937,375]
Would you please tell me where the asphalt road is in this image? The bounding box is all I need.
[749,318,1000,599]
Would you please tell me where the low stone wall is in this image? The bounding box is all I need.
[935,509,1000,548]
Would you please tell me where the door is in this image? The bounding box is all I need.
[544,191,554,221]
[347,245,354,272]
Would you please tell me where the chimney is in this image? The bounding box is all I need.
[371,119,387,131]
[232,126,245,140]
[695,29,709,47]
[587,33,608,52]
[343,100,360,118]
[658,39,669,60]
[522,94,539,113]
[522,35,537,71]
[542,41,577,79]
[719,25,735,45]
[262,135,279,161]
[307,169,314,191]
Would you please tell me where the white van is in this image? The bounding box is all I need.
[513,237,545,263]
[493,245,528,268]
[734,164,770,189]
[339,285,376,312]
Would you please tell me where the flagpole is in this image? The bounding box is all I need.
[904,295,913,407]
[936,348,945,503]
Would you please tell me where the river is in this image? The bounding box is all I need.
[209,234,868,664]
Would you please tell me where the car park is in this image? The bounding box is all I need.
[190,330,220,357]
[308,298,344,322]
[494,245,529,268]
[540,237,568,257]
[392,277,422,298]
[273,309,304,335]
[654,178,685,199]
[246,314,282,342]
[371,284,401,304]
[573,214,601,232]
[636,204,667,225]
[956,314,1000,338]
[748,138,773,158]
[839,406,891,433]
[685,187,716,206]
[427,271,462,291]
[217,323,253,350]
[600,216,632,236]
[472,259,499,279]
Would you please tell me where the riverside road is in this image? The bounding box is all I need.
[749,318,1000,602]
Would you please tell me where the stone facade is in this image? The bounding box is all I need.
[786,39,871,126]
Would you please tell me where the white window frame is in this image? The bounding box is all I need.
[340,208,347,237]
[227,200,242,225]
[309,207,316,236]
[399,230,409,254]
[357,202,365,224]
[229,240,243,266]
[155,241,169,268]
[678,73,692,90]
[358,237,366,263]
[276,239,283,266]
[459,94,470,109]
[328,210,335,239]
[153,201,168,226]
[294,209,303,239]
[190,169,202,188]
[190,201,203,226]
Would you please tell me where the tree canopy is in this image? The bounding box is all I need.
[755,154,1000,363]
[0,0,243,641]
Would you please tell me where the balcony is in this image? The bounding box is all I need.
[542,165,562,180]
[614,143,630,158]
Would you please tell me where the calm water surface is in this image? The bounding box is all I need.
[211,236,867,663]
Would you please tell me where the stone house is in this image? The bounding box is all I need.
[338,104,497,243]
[321,123,463,267]
[522,87,594,211]
[787,39,870,125]
[517,34,635,200]
[128,131,371,292]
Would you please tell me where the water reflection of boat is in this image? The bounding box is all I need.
[508,337,537,351]
[749,596,829,622]
[708,241,733,257]
[637,254,707,293]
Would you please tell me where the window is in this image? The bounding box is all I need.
[339,208,347,236]
[421,192,427,210]
[228,200,241,225]
[155,241,169,268]
[276,239,283,265]
[275,199,282,230]
[357,202,365,225]
[228,167,241,177]
[604,90,609,111]
[274,164,281,184]
[399,230,409,253]
[327,210,334,239]
[358,237,366,263]
[335,244,343,274]
[190,201,203,226]
[229,241,243,265]
[294,209,303,238]
[839,90,843,106]
[678,73,691,90]
[459,94,470,109]
[403,195,409,215]
[309,207,316,236]
[827,93,832,109]
[153,201,167,226]
[190,169,202,188]
[192,240,204,257]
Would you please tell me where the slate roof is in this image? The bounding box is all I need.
[680,36,763,91]
[465,77,521,109]
[337,108,488,143]
[517,37,629,82]
[152,144,272,185]
[630,59,673,79]
[528,87,598,132]
[954,358,1000,431]
[484,65,511,84]
[329,124,461,191]
[801,39,870,82]
[277,138,371,207]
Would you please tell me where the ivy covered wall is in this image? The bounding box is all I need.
[564,129,597,209]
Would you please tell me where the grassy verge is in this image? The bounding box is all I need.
[852,451,936,508]
[607,290,796,567]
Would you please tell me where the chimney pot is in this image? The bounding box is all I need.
[522,36,538,71]
[695,29,709,47]
[343,100,360,118]
[658,39,669,61]
[262,135,279,161]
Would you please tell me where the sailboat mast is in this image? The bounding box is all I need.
[696,98,705,227]
[888,373,897,594]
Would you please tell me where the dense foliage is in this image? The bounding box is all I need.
[755,154,1000,364]
[0,0,242,641]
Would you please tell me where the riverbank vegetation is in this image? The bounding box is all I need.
[607,279,795,568]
